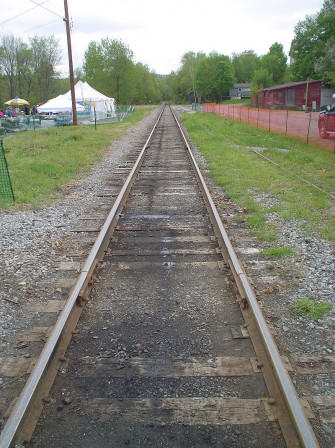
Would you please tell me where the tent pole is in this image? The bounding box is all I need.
[64,0,77,126]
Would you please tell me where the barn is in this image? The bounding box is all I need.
[252,79,322,110]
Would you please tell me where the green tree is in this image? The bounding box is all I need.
[53,77,72,96]
[83,37,169,104]
[83,41,105,91]
[16,44,34,99]
[290,0,335,86]
[101,38,134,103]
[171,52,205,103]
[231,50,260,83]
[74,67,84,82]
[252,68,273,88]
[0,34,61,103]
[289,14,320,81]
[251,68,273,107]
[262,42,287,84]
[195,52,236,102]
[29,35,62,102]
[83,38,135,104]
[0,35,22,97]
[315,39,335,86]
[161,73,175,102]
[132,63,161,104]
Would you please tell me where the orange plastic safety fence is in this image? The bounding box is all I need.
[203,103,335,153]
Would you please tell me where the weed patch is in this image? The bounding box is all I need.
[291,297,332,320]
[260,246,295,259]
[254,226,278,242]
[234,215,246,224]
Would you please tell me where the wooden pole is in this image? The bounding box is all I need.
[305,77,309,113]
[257,108,259,128]
[64,0,77,125]
[307,112,312,143]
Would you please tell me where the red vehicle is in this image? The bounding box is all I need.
[318,104,335,139]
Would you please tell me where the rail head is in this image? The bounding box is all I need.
[170,105,319,448]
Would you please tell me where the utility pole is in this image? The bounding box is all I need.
[305,77,309,113]
[64,0,77,125]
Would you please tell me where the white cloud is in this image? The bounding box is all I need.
[1,0,325,75]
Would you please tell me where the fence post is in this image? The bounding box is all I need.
[248,107,249,124]
[257,108,259,128]
[285,110,288,136]
[240,107,242,122]
[269,109,271,132]
[307,112,312,143]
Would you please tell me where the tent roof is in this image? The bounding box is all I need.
[37,95,85,113]
[64,80,115,103]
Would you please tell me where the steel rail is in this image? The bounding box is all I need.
[0,105,166,448]
[170,106,319,448]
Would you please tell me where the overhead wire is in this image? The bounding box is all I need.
[29,0,65,19]
[0,0,50,26]
[1,1,66,46]
[1,1,78,76]
[21,18,63,35]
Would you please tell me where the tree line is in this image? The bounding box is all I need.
[171,0,334,103]
[82,38,169,104]
[0,35,64,107]
[0,0,333,106]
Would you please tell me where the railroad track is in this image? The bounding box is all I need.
[0,104,319,447]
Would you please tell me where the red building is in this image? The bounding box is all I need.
[252,80,322,110]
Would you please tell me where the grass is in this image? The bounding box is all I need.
[291,297,332,320]
[219,99,251,106]
[0,107,155,210]
[260,247,295,259]
[181,112,335,243]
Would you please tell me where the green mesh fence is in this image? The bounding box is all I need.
[192,103,204,112]
[0,138,15,200]
[0,107,135,132]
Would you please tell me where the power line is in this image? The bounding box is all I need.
[29,0,64,19]
[0,1,50,26]
[21,18,63,35]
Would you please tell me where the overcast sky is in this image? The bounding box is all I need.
[1,0,325,76]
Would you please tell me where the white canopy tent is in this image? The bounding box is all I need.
[37,94,85,114]
[63,81,115,118]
